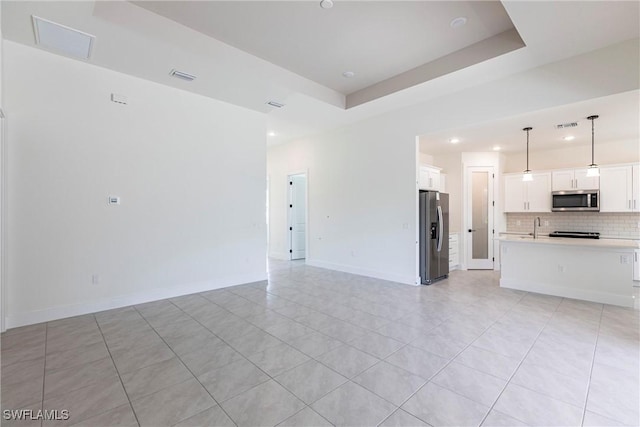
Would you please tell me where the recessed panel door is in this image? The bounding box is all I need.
[288,174,306,260]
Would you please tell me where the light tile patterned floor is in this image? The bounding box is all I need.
[2,260,639,426]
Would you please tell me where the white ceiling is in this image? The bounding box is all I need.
[419,90,640,155]
[1,1,639,147]
[132,1,516,95]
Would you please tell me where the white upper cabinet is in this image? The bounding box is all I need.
[574,169,600,190]
[599,165,633,212]
[528,173,553,212]
[504,175,526,212]
[419,165,441,191]
[552,170,574,191]
[552,168,599,191]
[504,172,552,212]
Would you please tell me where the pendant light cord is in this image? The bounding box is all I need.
[526,129,530,171]
[591,117,595,165]
[587,115,598,166]
[522,127,532,172]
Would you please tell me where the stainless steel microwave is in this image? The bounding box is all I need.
[551,190,599,212]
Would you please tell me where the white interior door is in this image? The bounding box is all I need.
[288,174,306,260]
[466,167,494,269]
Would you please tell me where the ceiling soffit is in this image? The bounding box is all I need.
[132,1,523,108]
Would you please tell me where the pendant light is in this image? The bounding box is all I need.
[522,127,533,182]
[586,115,600,177]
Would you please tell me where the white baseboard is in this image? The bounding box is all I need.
[306,258,415,285]
[500,278,634,308]
[6,272,267,329]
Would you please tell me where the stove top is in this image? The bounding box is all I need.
[549,231,600,239]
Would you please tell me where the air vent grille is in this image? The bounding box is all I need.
[170,69,196,81]
[556,122,578,129]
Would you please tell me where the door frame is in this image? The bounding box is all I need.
[464,165,495,270]
[287,171,308,261]
[1,109,6,332]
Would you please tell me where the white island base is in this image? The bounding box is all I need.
[499,236,638,308]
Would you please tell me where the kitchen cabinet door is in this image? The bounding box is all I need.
[600,165,632,212]
[633,164,640,212]
[527,172,552,212]
[504,175,526,212]
[552,170,575,191]
[419,166,441,191]
[574,168,599,190]
[552,169,598,191]
[634,250,640,282]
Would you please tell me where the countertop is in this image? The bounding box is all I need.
[498,234,640,249]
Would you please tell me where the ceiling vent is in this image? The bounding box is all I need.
[169,69,196,81]
[266,101,285,108]
[32,16,95,60]
[556,122,578,129]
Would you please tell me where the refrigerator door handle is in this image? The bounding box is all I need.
[437,205,443,252]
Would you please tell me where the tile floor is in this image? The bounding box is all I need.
[2,260,639,426]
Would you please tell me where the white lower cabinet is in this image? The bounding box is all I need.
[449,233,459,270]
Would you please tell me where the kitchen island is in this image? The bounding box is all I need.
[499,235,639,307]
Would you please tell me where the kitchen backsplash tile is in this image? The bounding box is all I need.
[505,212,640,240]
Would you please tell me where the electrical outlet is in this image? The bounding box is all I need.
[544,220,550,226]
[558,265,565,273]
[516,220,521,226]
[92,274,100,285]
[620,255,631,264]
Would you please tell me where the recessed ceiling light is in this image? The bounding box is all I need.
[449,138,460,144]
[450,17,467,29]
[342,71,355,78]
[563,136,575,141]
[493,146,501,151]
[320,0,334,9]
[267,132,276,137]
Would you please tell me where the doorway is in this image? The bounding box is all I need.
[465,166,494,269]
[288,173,307,260]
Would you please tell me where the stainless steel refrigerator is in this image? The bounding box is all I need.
[419,190,449,284]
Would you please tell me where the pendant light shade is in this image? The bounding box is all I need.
[586,115,599,177]
[522,127,533,182]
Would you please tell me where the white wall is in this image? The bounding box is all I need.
[504,139,640,173]
[418,152,434,166]
[268,124,417,284]
[5,41,267,327]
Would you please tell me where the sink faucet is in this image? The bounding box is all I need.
[533,217,541,239]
